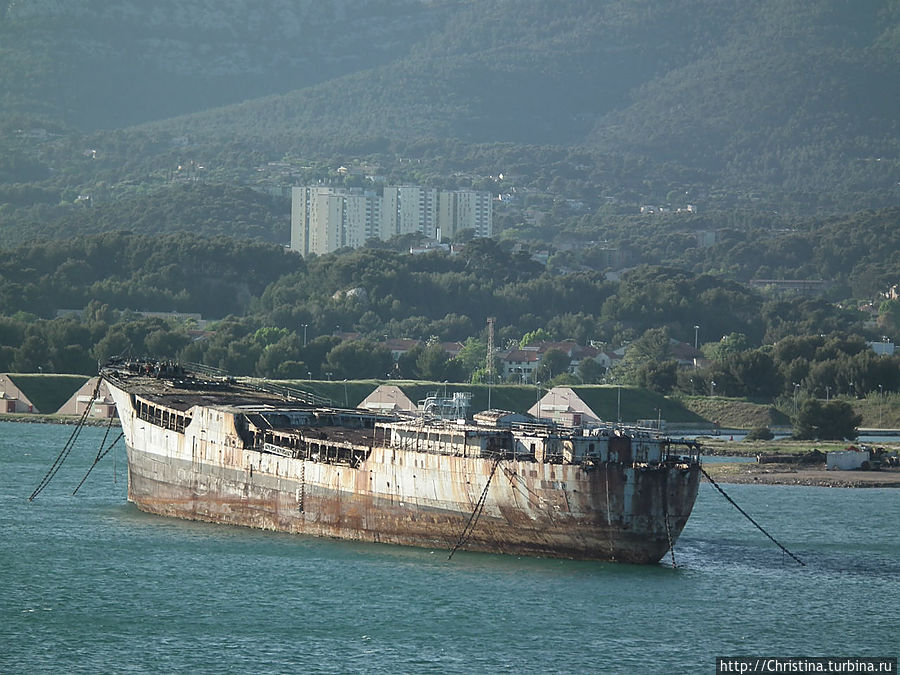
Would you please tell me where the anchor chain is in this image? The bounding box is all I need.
[664,511,677,568]
[72,409,123,495]
[702,467,805,566]
[29,377,102,501]
[448,454,502,559]
[662,469,677,568]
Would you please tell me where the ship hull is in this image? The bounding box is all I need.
[125,440,699,564]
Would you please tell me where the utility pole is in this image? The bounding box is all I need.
[486,317,495,410]
[617,385,621,424]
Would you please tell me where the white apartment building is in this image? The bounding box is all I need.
[447,189,492,239]
[291,186,383,256]
[291,185,492,256]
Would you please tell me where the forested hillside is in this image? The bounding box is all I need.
[531,207,900,299]
[0,183,289,248]
[0,232,298,317]
[1,0,898,215]
[0,0,450,130]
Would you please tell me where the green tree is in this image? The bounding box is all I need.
[614,327,670,384]
[520,328,551,348]
[635,359,678,394]
[222,337,262,376]
[397,343,425,379]
[456,337,487,377]
[0,346,15,372]
[878,299,900,332]
[145,329,191,359]
[577,357,606,384]
[53,344,95,374]
[723,350,783,398]
[535,348,572,382]
[399,343,467,382]
[253,326,290,348]
[273,360,309,379]
[301,335,342,378]
[325,340,392,379]
[416,343,453,381]
[746,426,775,441]
[256,334,304,378]
[11,334,50,372]
[91,329,131,364]
[793,399,862,441]
[704,332,751,362]
[0,316,26,347]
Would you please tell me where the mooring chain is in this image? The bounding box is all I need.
[72,417,124,496]
[29,377,102,501]
[701,467,805,566]
[661,470,677,568]
[72,409,118,495]
[448,454,503,559]
[664,512,677,568]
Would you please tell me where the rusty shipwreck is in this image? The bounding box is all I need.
[100,359,702,563]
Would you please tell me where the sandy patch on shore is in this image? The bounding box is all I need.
[703,462,900,488]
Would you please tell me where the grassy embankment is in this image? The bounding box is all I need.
[0,374,90,413]
[4,375,899,442]
[285,381,710,425]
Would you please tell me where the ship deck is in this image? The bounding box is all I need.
[101,365,388,444]
[103,370,321,414]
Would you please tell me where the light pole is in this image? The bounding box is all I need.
[693,325,700,369]
[710,380,716,397]
[343,379,348,407]
[301,323,308,347]
[879,384,884,428]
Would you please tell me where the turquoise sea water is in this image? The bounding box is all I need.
[2,421,898,674]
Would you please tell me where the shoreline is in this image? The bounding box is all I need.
[0,413,112,426]
[702,462,900,488]
[699,437,900,487]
